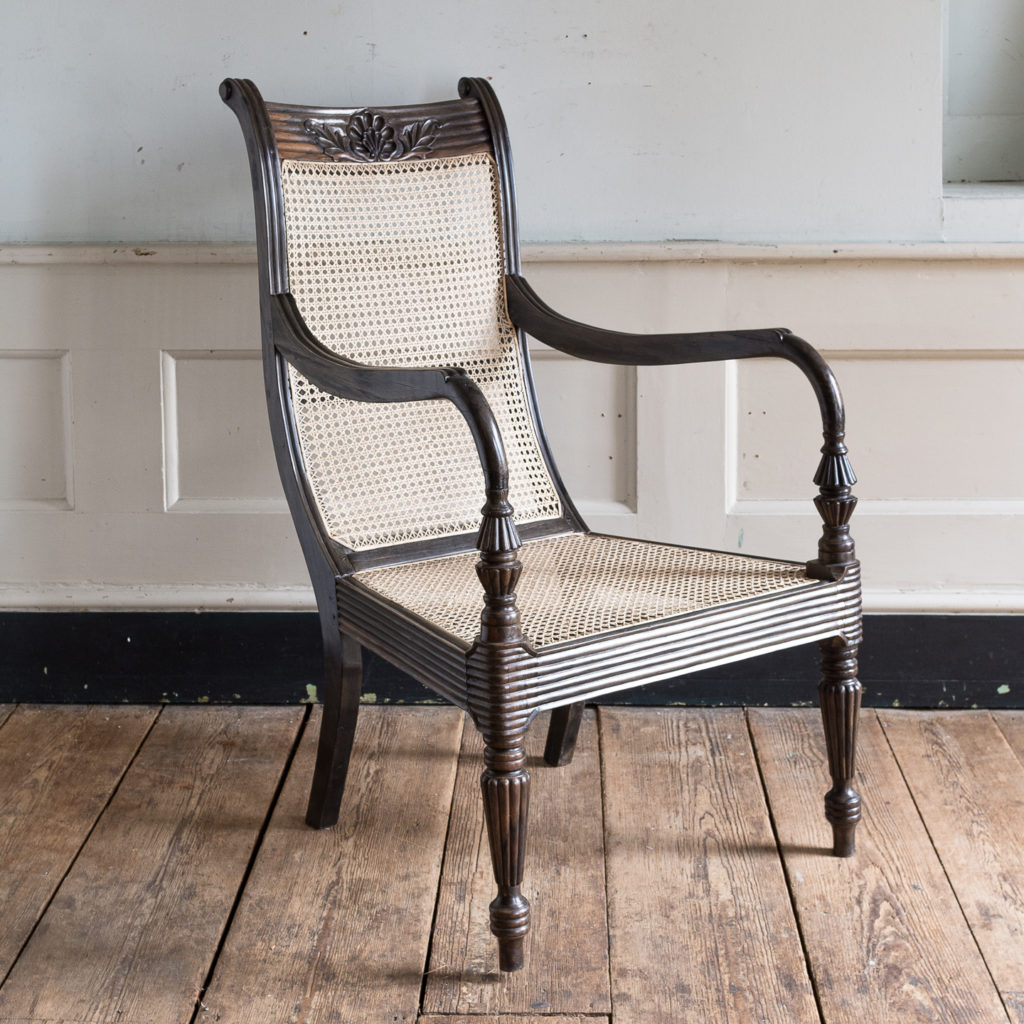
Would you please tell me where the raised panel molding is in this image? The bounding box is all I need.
[715,347,1024,603]
[2,244,1022,611]
[0,350,72,511]
[161,350,285,513]
[730,350,1024,516]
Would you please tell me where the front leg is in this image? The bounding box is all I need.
[468,491,534,970]
[480,735,531,971]
[819,637,862,856]
[808,433,862,857]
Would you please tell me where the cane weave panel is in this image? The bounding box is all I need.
[355,533,813,649]
[279,154,561,551]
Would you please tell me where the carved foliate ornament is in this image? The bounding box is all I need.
[304,111,443,162]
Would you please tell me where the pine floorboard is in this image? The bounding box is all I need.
[878,711,1024,1023]
[602,707,818,1024]
[202,705,463,1024]
[1,704,1021,1024]
[0,705,157,979]
[751,708,1009,1024]
[0,706,303,1024]
[422,710,609,1016]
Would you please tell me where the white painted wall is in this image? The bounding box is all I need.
[945,0,1024,182]
[5,0,942,244]
[2,1,1023,614]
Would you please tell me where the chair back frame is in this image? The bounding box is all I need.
[220,78,586,589]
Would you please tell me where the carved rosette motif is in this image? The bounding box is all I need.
[304,111,443,162]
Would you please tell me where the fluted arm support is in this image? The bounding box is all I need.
[505,273,857,578]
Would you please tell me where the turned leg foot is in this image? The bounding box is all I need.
[489,890,530,971]
[543,703,585,766]
[818,637,862,856]
[306,631,362,829]
[481,741,531,971]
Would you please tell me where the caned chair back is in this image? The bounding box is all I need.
[256,95,564,553]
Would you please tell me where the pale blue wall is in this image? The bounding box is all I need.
[3,0,942,243]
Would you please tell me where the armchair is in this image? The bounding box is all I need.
[221,76,862,972]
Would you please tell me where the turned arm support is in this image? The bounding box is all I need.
[505,274,856,577]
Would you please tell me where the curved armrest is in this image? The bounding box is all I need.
[506,273,845,440]
[271,292,519,552]
[505,273,857,576]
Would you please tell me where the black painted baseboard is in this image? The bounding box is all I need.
[2,611,1021,708]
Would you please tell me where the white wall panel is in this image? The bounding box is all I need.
[0,352,72,509]
[1,0,941,244]
[529,350,636,520]
[5,2,1016,613]
[735,353,1024,503]
[162,351,283,512]
[0,244,1021,612]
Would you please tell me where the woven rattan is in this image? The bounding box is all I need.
[280,154,561,550]
[355,533,814,648]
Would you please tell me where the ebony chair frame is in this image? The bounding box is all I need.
[221,76,862,972]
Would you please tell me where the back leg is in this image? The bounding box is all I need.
[306,630,362,829]
[544,703,585,766]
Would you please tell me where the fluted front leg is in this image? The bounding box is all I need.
[468,489,534,971]
[808,431,862,857]
[481,741,531,971]
[819,637,862,856]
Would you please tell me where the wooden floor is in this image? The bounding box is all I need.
[2,704,1023,1024]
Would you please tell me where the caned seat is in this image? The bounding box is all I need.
[222,76,863,973]
[350,532,860,656]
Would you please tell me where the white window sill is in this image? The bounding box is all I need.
[943,183,1024,241]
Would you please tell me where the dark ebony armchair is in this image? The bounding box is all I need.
[221,76,862,972]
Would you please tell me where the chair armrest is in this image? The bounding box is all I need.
[270,292,520,553]
[506,273,844,438]
[505,273,857,577]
